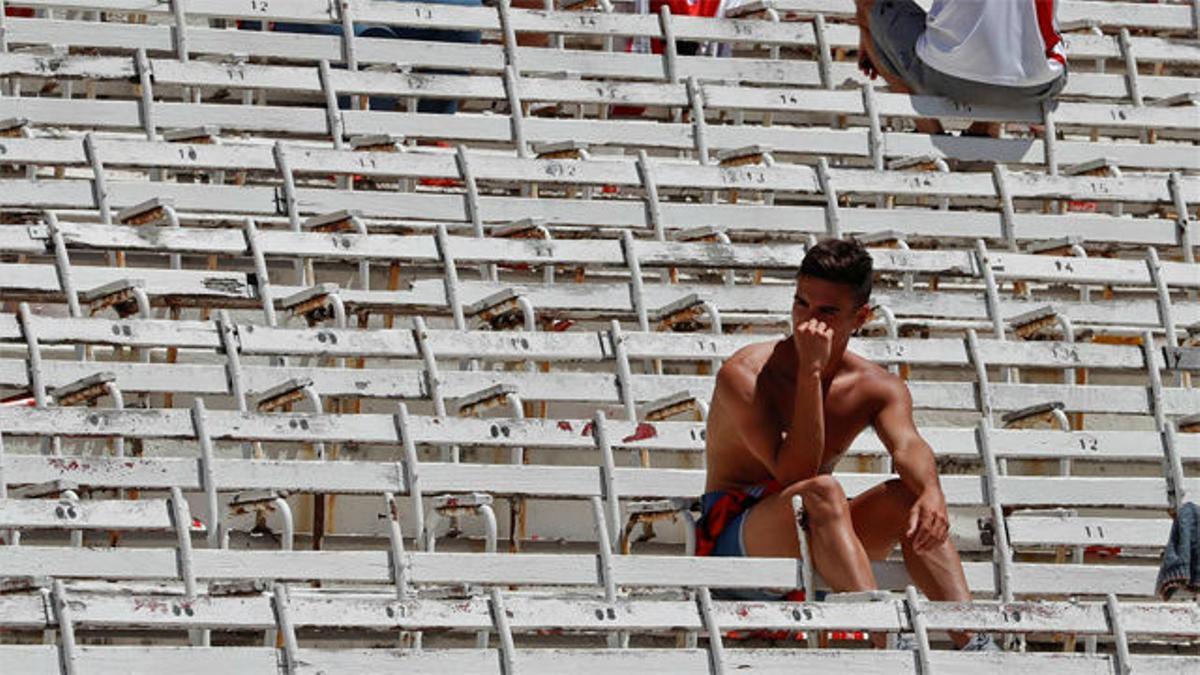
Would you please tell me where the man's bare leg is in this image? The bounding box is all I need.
[851,478,973,647]
[963,121,1002,138]
[741,475,876,592]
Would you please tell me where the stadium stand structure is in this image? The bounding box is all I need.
[0,0,1197,672]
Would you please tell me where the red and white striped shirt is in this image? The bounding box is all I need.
[917,0,1066,88]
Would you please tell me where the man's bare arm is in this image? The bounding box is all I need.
[712,331,831,486]
[873,379,949,551]
[775,367,826,484]
[874,382,939,495]
[766,318,840,484]
[711,362,823,486]
[771,319,839,483]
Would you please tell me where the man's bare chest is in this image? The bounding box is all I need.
[766,379,874,456]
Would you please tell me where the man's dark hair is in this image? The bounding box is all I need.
[798,238,874,307]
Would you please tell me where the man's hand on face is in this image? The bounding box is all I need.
[905,488,950,553]
[793,318,833,376]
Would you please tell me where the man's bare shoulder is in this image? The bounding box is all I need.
[714,340,780,400]
[841,349,911,405]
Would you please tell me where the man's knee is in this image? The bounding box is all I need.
[795,475,850,522]
[883,478,917,507]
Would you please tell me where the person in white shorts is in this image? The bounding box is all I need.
[856,0,1069,136]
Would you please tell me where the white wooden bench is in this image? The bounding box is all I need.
[12,0,1199,62]
[0,405,1193,595]
[13,220,1195,290]
[0,136,1195,247]
[3,264,1194,338]
[1,135,1195,212]
[3,52,1197,148]
[1,312,1196,418]
[2,586,1195,642]
[0,495,184,534]
[0,400,1190,654]
[7,276,1200,352]
[2,93,1195,171]
[8,0,1198,74]
[2,216,1195,344]
[2,12,1198,170]
[0,584,1196,673]
[0,1,1194,662]
[0,642,1195,675]
[0,507,1184,599]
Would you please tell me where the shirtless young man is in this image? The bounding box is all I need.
[698,239,991,650]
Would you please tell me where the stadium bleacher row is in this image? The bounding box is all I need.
[0,0,1197,672]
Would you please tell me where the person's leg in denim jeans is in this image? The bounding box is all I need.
[361,0,483,114]
[239,21,358,108]
[244,4,481,115]
[354,24,407,112]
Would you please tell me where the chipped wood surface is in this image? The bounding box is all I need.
[2,406,1196,463]
[2,94,1198,171]
[0,545,1164,598]
[0,497,172,530]
[3,644,1193,675]
[10,0,1198,63]
[3,454,1195,519]
[4,9,1189,100]
[10,51,1200,137]
[1007,516,1173,548]
[354,279,1200,329]
[0,4,1195,663]
[2,355,1195,414]
[1,318,1188,371]
[1,133,1196,203]
[5,589,1198,638]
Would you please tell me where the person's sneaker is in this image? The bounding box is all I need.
[961,634,1002,652]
